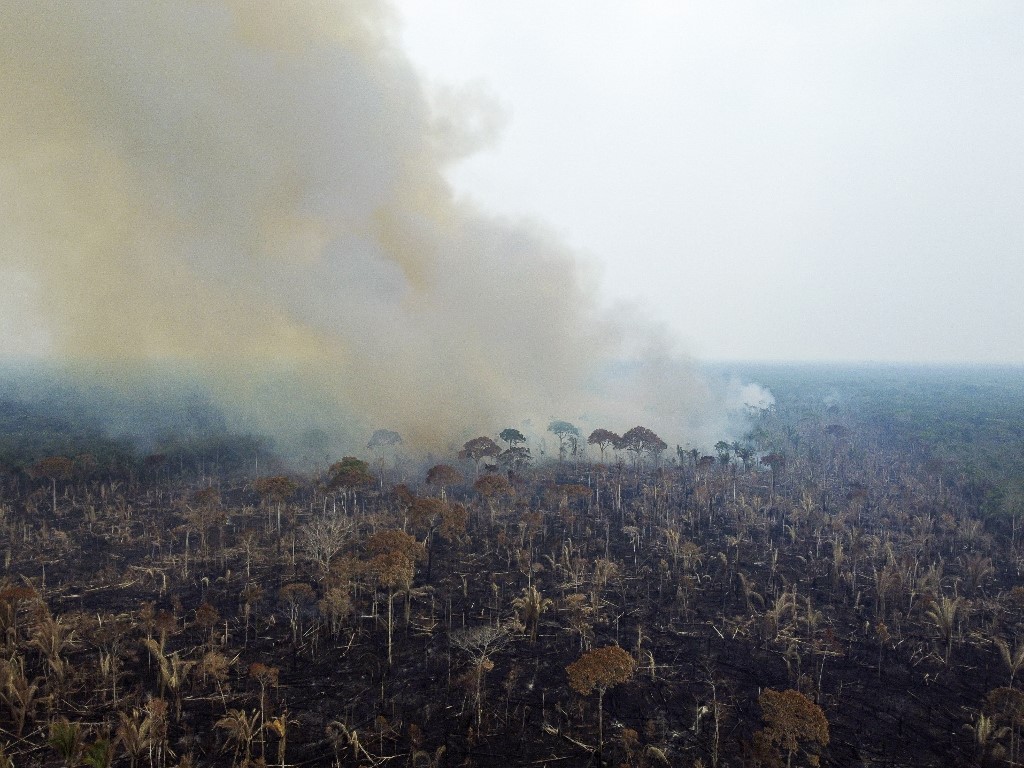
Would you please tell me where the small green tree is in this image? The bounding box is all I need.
[81,738,113,768]
[47,718,83,767]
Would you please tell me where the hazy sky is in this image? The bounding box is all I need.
[395,1,1024,363]
[1,0,764,449]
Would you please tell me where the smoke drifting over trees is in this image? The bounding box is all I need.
[0,0,757,455]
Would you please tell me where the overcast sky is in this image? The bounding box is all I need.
[395,1,1024,364]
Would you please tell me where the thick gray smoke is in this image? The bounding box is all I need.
[0,0,750,457]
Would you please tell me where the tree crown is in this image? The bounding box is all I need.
[566,645,636,696]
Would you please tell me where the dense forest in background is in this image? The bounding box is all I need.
[0,364,1023,767]
[728,364,1024,515]
[0,371,276,481]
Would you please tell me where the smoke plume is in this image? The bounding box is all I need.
[0,1,748,457]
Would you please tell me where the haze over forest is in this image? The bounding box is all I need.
[0,0,780,459]
[1,1,1021,462]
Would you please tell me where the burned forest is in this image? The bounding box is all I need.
[2,0,1021,764]
[0,365,1021,767]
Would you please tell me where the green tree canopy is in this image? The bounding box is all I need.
[327,457,374,490]
[499,428,526,449]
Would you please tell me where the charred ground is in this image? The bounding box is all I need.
[0,364,1023,767]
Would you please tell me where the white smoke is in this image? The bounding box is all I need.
[0,0,749,457]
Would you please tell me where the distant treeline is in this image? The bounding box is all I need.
[0,370,275,480]
[722,362,1024,516]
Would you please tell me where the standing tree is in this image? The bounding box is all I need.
[365,530,424,665]
[425,464,463,499]
[735,443,754,471]
[216,709,258,768]
[253,475,298,505]
[301,517,352,585]
[566,645,636,759]
[714,440,732,467]
[278,583,316,648]
[497,434,536,475]
[47,718,83,768]
[253,475,298,536]
[548,421,581,461]
[187,487,225,558]
[408,497,445,580]
[499,428,526,450]
[30,456,74,515]
[450,624,513,729]
[327,458,374,511]
[587,429,620,463]
[926,595,961,664]
[367,429,402,451]
[368,552,414,667]
[762,453,786,496]
[753,689,830,768]
[512,584,552,643]
[264,710,295,768]
[459,437,501,476]
[474,474,515,523]
[327,458,373,490]
[996,637,1024,688]
[985,687,1024,765]
[498,445,532,475]
[617,426,668,468]
[367,429,403,488]
[249,662,279,754]
[408,497,466,579]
